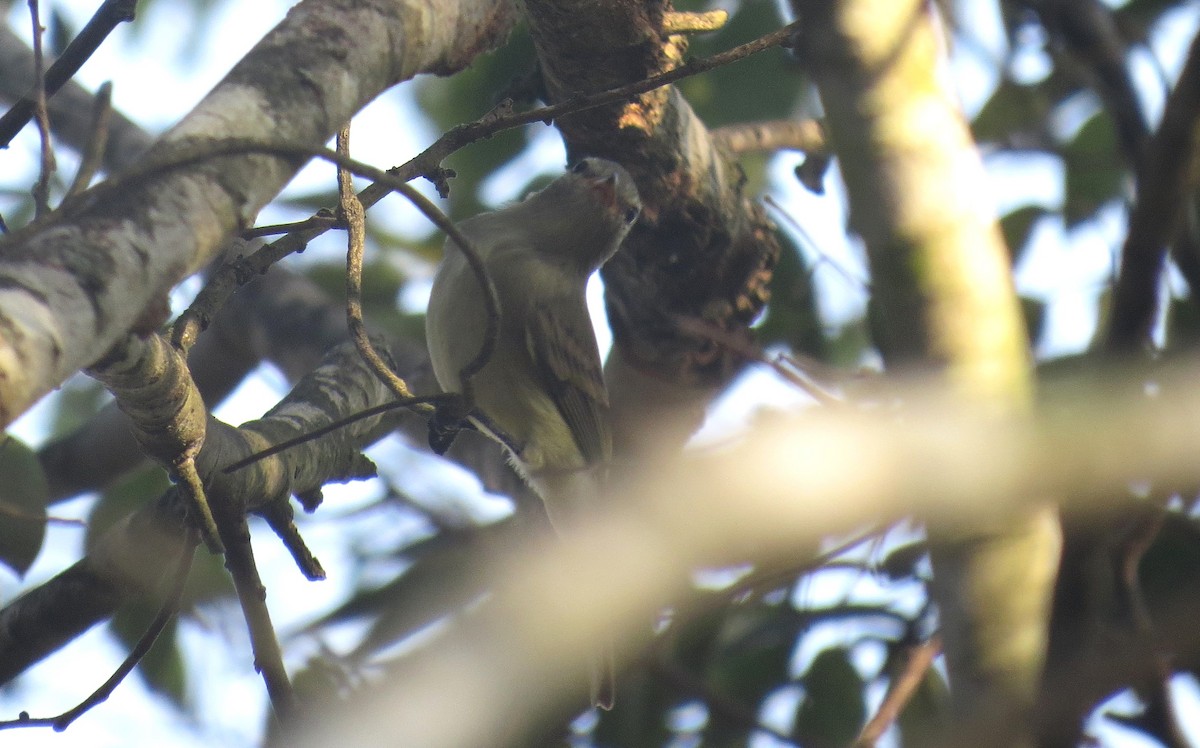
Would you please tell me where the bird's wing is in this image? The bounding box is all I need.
[525,302,611,465]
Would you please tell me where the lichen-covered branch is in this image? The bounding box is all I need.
[0,0,516,428]
[0,341,398,684]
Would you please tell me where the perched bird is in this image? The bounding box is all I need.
[425,157,641,709]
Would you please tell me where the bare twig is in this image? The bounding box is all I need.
[671,314,844,407]
[160,16,804,329]
[1114,506,1189,748]
[661,9,729,35]
[855,636,942,746]
[216,508,297,724]
[27,0,55,218]
[338,124,414,403]
[241,212,339,239]
[86,333,223,554]
[764,194,872,293]
[0,531,198,733]
[220,395,443,474]
[0,0,137,148]
[712,119,827,156]
[734,523,885,601]
[396,19,802,185]
[92,17,799,364]
[650,648,800,746]
[64,81,112,199]
[144,138,496,397]
[260,500,325,582]
[0,502,84,526]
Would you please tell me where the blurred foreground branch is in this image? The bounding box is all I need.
[294,367,1200,748]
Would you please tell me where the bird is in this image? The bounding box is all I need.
[425,157,641,710]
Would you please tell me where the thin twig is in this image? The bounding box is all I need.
[116,138,497,394]
[395,19,803,186]
[221,395,444,473]
[0,531,198,732]
[650,649,800,746]
[764,194,872,293]
[731,523,885,602]
[711,119,827,156]
[0,502,85,526]
[91,18,799,359]
[174,457,224,555]
[112,17,803,337]
[241,212,339,239]
[672,314,843,407]
[855,636,942,747]
[27,0,55,218]
[0,0,137,148]
[1115,505,1188,748]
[216,508,297,724]
[260,500,325,581]
[65,81,112,199]
[338,124,414,403]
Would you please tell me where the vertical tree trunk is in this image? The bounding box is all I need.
[795,1,1061,743]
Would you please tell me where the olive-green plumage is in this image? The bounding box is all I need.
[425,158,641,709]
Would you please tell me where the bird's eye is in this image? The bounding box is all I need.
[570,160,590,175]
[624,206,640,225]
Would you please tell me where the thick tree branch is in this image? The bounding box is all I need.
[0,341,399,684]
[521,0,784,458]
[291,368,1200,748]
[0,0,517,429]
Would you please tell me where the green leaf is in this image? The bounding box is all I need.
[670,605,725,671]
[879,541,927,582]
[707,603,804,707]
[86,466,171,552]
[1020,295,1047,348]
[682,1,805,133]
[897,662,950,746]
[415,26,537,220]
[87,468,233,605]
[304,257,405,309]
[1167,294,1200,348]
[592,666,678,747]
[1062,112,1125,227]
[973,79,1052,145]
[47,377,108,439]
[824,318,873,368]
[793,647,866,748]
[1139,513,1200,617]
[0,437,49,577]
[1000,205,1048,267]
[759,229,827,358]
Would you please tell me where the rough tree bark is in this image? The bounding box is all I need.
[522,0,781,459]
[0,0,519,699]
[0,0,516,428]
